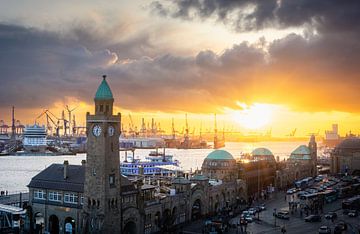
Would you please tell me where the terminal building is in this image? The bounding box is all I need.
[275,136,317,189]
[26,76,247,234]
[237,148,277,199]
[330,137,360,175]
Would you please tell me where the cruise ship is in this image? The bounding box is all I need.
[22,124,47,152]
[119,137,165,149]
[120,150,181,176]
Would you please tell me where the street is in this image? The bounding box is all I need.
[182,191,360,234]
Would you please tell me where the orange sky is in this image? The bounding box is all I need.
[1,1,360,137]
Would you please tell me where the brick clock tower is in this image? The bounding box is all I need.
[82,75,122,233]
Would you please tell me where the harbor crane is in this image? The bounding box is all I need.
[36,109,61,137]
[65,105,78,136]
[61,110,69,136]
[287,128,297,137]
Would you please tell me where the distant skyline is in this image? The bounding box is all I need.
[1,0,360,136]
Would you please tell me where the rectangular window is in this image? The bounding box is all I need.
[80,195,84,205]
[100,105,104,112]
[106,105,109,113]
[64,193,79,204]
[48,191,62,202]
[109,174,115,187]
[34,190,46,200]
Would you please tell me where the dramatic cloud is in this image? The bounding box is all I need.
[151,0,360,33]
[1,0,360,115]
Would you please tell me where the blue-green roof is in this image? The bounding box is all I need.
[205,150,234,160]
[252,147,273,156]
[172,177,191,184]
[191,174,208,181]
[290,145,311,160]
[95,76,113,100]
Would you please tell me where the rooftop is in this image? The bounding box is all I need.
[290,145,311,160]
[28,164,135,193]
[336,137,360,150]
[252,147,273,157]
[205,150,234,160]
[94,75,113,100]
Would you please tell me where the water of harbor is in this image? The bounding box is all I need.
[0,141,307,193]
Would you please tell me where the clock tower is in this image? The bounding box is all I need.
[82,75,122,233]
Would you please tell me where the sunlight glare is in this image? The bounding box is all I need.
[232,102,274,129]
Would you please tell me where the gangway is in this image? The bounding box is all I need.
[0,204,26,232]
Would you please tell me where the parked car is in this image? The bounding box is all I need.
[318,226,331,234]
[304,215,321,222]
[286,188,296,194]
[248,208,257,215]
[342,209,350,215]
[348,210,358,217]
[242,214,253,223]
[324,212,337,220]
[275,211,290,220]
[334,221,347,232]
[256,204,266,211]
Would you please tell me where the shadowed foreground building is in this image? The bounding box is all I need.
[330,137,360,175]
[27,77,247,234]
[276,136,318,188]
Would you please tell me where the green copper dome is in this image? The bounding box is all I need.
[252,148,273,156]
[206,150,234,160]
[94,76,113,100]
[290,145,311,160]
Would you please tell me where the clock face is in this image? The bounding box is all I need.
[108,126,115,136]
[92,125,102,137]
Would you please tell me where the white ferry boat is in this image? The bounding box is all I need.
[120,150,181,176]
[22,124,47,152]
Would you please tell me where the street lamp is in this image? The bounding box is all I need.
[273,208,277,227]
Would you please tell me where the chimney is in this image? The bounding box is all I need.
[64,160,69,180]
[81,160,86,166]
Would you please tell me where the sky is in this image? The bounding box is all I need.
[1,0,360,137]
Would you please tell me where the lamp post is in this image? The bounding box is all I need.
[274,208,277,227]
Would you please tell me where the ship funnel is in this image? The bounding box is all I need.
[63,160,69,179]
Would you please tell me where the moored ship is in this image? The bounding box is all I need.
[120,149,181,176]
[22,124,47,153]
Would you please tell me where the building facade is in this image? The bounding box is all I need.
[27,76,247,234]
[330,138,360,175]
[276,136,317,189]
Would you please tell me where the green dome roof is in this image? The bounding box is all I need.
[206,150,234,160]
[290,145,311,160]
[191,174,208,181]
[252,147,273,156]
[95,76,113,100]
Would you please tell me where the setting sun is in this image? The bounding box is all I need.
[231,102,274,129]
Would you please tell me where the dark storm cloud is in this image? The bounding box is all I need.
[0,23,268,112]
[2,0,360,115]
[0,24,117,108]
[151,0,360,33]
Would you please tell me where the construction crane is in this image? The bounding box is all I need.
[287,128,297,137]
[35,110,48,125]
[171,118,176,139]
[61,110,69,136]
[184,114,189,137]
[15,120,25,134]
[46,110,61,137]
[65,105,78,136]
